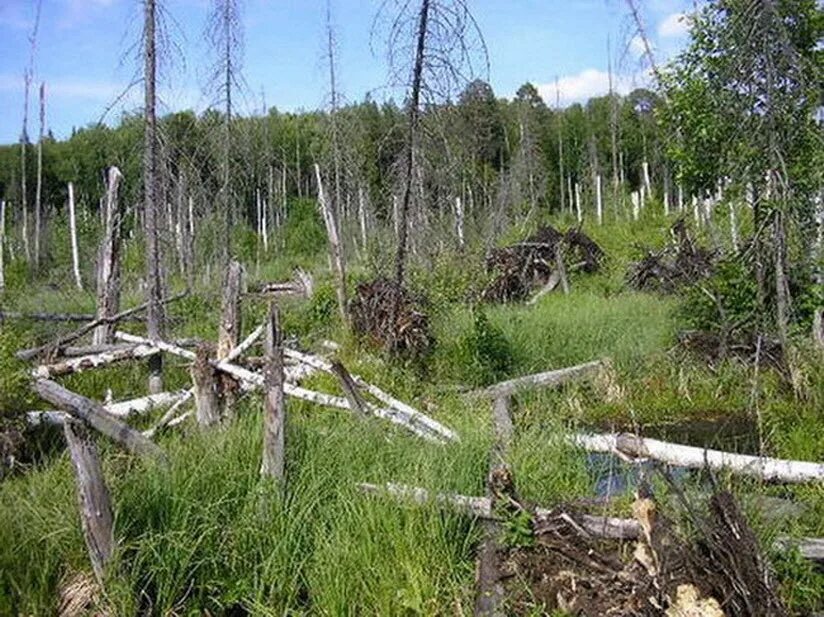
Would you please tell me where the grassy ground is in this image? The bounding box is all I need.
[1,207,822,614]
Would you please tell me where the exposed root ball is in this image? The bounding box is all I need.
[349,278,433,357]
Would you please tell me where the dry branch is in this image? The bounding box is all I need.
[477,359,604,399]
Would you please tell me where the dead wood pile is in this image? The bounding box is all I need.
[482,225,604,302]
[505,490,787,617]
[349,278,433,356]
[628,219,716,293]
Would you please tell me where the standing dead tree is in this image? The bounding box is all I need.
[376,0,487,343]
[143,0,166,394]
[94,168,124,345]
[206,0,244,262]
[260,302,286,481]
[34,82,45,268]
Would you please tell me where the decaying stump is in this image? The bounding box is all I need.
[217,260,245,412]
[93,167,124,345]
[330,360,367,417]
[191,344,222,428]
[350,278,433,357]
[260,302,286,480]
[63,421,114,588]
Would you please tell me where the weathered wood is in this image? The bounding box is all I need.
[27,391,187,426]
[329,360,367,417]
[16,292,186,361]
[34,379,165,460]
[571,433,824,484]
[477,359,604,399]
[218,259,244,359]
[32,344,160,378]
[115,331,446,441]
[554,243,569,295]
[60,343,137,357]
[358,482,824,563]
[191,345,221,427]
[0,200,5,293]
[261,303,286,480]
[94,167,123,345]
[314,164,347,323]
[67,182,82,290]
[63,420,114,587]
[0,312,144,324]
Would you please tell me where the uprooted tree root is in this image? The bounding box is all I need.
[503,490,787,616]
[482,225,604,303]
[349,278,433,357]
[627,219,716,293]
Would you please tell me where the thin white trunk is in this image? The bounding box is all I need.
[677,184,684,212]
[68,183,82,290]
[454,196,465,249]
[262,198,269,252]
[0,200,5,293]
[692,195,700,226]
[595,174,603,225]
[574,182,582,223]
[730,201,739,251]
[358,186,367,248]
[314,164,347,323]
[631,191,640,220]
[642,160,650,193]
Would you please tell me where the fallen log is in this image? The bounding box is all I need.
[63,420,114,588]
[357,482,824,563]
[33,379,165,460]
[17,292,187,361]
[116,331,451,442]
[27,391,188,426]
[571,433,824,484]
[0,311,145,323]
[31,344,160,378]
[476,359,605,399]
[260,303,286,480]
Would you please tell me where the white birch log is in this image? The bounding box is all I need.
[477,359,604,399]
[32,344,161,378]
[571,433,824,483]
[27,391,188,426]
[68,182,82,290]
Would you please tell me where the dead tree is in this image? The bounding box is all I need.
[260,302,285,480]
[34,82,45,268]
[94,167,124,345]
[0,200,5,293]
[63,420,114,588]
[68,182,83,290]
[144,0,166,394]
[19,1,42,263]
[217,259,244,359]
[191,345,221,427]
[314,165,347,323]
[206,0,244,262]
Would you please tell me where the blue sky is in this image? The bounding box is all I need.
[0,0,693,144]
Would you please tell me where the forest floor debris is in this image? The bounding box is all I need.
[482,225,604,303]
[349,277,433,356]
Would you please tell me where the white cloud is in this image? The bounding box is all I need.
[629,35,648,59]
[0,74,126,102]
[658,12,690,38]
[535,69,639,106]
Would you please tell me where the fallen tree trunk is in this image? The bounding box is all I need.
[0,311,145,323]
[477,359,604,399]
[17,292,186,361]
[115,331,452,442]
[571,433,824,484]
[63,420,114,587]
[27,390,188,425]
[32,344,160,378]
[33,379,165,460]
[357,482,824,563]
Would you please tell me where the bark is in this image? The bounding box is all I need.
[454,196,465,249]
[773,211,791,352]
[478,359,603,399]
[218,259,244,359]
[555,243,569,295]
[260,302,286,480]
[34,379,165,460]
[68,182,83,290]
[144,0,165,394]
[63,420,114,587]
[34,82,45,268]
[572,433,824,483]
[0,311,144,324]
[32,344,160,378]
[94,167,124,345]
[191,346,221,427]
[329,360,367,417]
[314,164,347,323]
[595,174,603,225]
[28,390,187,425]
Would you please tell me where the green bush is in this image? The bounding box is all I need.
[450,308,515,387]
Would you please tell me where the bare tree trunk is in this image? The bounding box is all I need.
[358,185,368,249]
[218,259,244,359]
[595,174,603,225]
[260,302,285,480]
[94,167,123,345]
[144,0,165,394]
[34,82,45,268]
[814,195,823,348]
[68,182,83,290]
[555,77,565,213]
[454,196,465,249]
[774,211,791,351]
[191,346,221,427]
[315,164,347,323]
[63,420,114,588]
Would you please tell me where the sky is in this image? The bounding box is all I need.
[0,0,693,145]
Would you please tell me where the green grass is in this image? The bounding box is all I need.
[1,207,823,614]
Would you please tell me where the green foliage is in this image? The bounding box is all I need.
[445,307,515,387]
[501,508,535,548]
[280,198,327,264]
[0,323,35,418]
